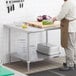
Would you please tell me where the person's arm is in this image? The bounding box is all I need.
[52,2,70,22]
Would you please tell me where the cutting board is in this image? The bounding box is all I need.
[26,21,60,28]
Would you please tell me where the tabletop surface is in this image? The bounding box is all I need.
[4,21,60,33]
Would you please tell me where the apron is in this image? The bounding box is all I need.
[60,18,69,48]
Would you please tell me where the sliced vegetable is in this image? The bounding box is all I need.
[42,20,53,25]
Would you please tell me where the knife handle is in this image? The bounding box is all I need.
[7,7,10,13]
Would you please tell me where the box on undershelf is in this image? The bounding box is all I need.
[37,43,61,57]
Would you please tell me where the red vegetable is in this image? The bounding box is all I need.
[42,15,51,20]
[37,15,52,22]
[37,16,43,22]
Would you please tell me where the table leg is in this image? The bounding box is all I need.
[8,28,11,64]
[27,33,30,71]
[46,30,48,45]
[27,61,30,72]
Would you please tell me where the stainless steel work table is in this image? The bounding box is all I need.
[4,21,60,72]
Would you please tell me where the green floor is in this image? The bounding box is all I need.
[0,66,14,76]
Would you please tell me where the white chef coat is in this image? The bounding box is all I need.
[56,0,76,32]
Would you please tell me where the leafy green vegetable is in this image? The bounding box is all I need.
[42,20,53,25]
